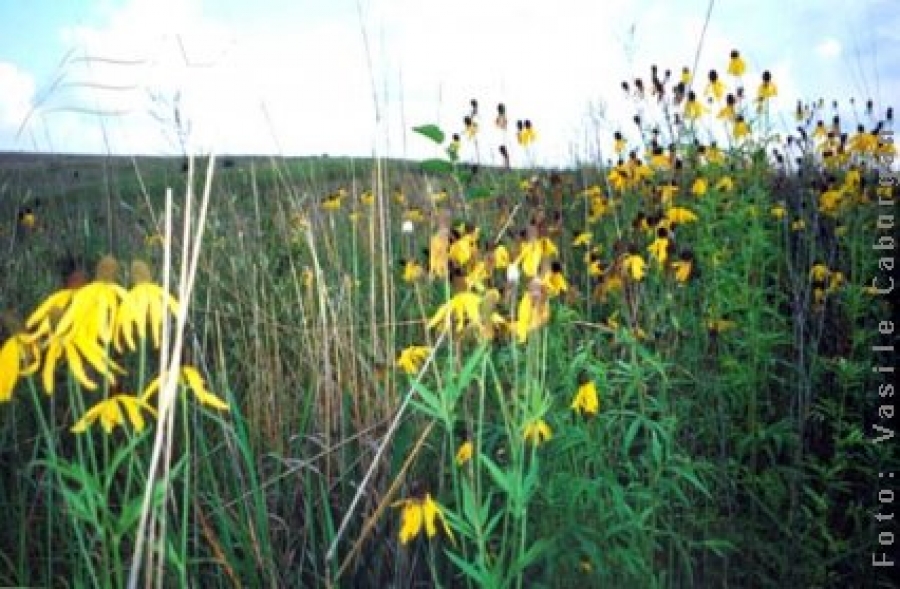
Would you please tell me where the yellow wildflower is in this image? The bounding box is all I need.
[684,91,706,120]
[809,263,830,283]
[572,232,592,247]
[648,235,671,267]
[513,280,550,344]
[115,260,179,353]
[449,229,479,266]
[522,418,552,446]
[705,70,725,101]
[493,244,510,269]
[622,253,646,281]
[455,440,474,466]
[571,380,599,416]
[757,70,777,101]
[427,291,482,334]
[715,176,734,192]
[727,50,746,76]
[429,228,450,279]
[142,366,230,411]
[666,207,698,225]
[1,333,40,402]
[396,345,431,375]
[393,493,454,545]
[691,177,708,196]
[543,266,568,297]
[71,393,157,434]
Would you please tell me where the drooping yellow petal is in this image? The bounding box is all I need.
[65,340,98,391]
[181,366,229,410]
[25,289,75,331]
[42,340,64,395]
[117,394,156,432]
[0,337,20,402]
[398,501,423,545]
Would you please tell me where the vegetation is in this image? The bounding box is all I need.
[0,49,897,588]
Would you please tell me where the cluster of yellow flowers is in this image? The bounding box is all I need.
[1,255,228,433]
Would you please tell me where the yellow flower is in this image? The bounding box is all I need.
[142,366,230,411]
[622,253,646,281]
[115,260,180,353]
[53,255,127,347]
[809,263,830,283]
[589,196,611,222]
[691,177,708,196]
[25,288,76,339]
[517,242,540,278]
[396,345,431,375]
[666,207,698,225]
[517,119,537,146]
[429,229,450,279]
[818,188,843,216]
[427,291,482,334]
[727,50,746,76]
[403,207,425,224]
[493,244,510,269]
[707,318,737,334]
[658,183,679,205]
[1,333,40,402]
[543,264,568,297]
[455,440,474,465]
[523,418,552,446]
[827,271,845,292]
[513,281,550,344]
[572,232,592,247]
[705,70,725,101]
[571,381,599,416]
[402,259,424,283]
[715,176,734,192]
[770,203,786,219]
[648,236,670,267]
[18,209,36,229]
[393,493,454,545]
[71,393,157,434]
[321,193,343,211]
[733,116,750,140]
[465,261,490,292]
[449,229,479,266]
[757,71,777,101]
[671,259,693,283]
[684,91,706,120]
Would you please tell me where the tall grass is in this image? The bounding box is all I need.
[0,58,896,589]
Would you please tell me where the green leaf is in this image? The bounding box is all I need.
[480,453,512,496]
[446,550,492,586]
[622,416,642,456]
[421,158,455,175]
[413,124,445,144]
[465,186,493,200]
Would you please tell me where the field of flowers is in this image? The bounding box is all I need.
[0,50,897,588]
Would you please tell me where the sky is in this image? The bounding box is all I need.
[0,0,897,167]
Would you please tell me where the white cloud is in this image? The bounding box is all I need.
[0,62,36,140]
[5,0,896,164]
[816,38,842,59]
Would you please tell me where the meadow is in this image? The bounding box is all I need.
[0,54,897,588]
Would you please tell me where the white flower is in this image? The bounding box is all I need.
[506,263,521,284]
[401,220,415,234]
